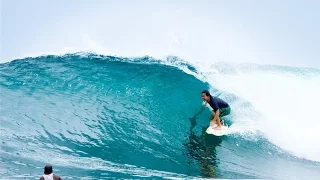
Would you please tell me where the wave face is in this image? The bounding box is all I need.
[1,54,320,180]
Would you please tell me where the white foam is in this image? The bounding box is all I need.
[196,63,320,162]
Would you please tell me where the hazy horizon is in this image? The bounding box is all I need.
[1,0,320,68]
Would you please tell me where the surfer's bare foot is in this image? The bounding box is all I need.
[214,125,222,130]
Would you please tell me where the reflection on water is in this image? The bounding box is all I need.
[184,118,223,178]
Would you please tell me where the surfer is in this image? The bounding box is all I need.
[192,90,231,130]
[39,165,62,180]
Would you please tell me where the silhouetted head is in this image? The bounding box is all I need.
[201,90,211,102]
[44,165,53,175]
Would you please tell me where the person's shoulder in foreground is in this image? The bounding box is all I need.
[39,165,62,180]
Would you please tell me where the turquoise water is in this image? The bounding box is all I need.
[1,54,320,179]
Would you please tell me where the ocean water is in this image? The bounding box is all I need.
[1,53,320,180]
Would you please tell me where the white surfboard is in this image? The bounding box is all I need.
[206,124,228,136]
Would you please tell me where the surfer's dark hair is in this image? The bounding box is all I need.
[201,90,211,97]
[44,165,53,174]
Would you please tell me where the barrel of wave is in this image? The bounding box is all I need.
[199,63,320,162]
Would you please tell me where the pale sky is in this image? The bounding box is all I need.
[1,0,320,68]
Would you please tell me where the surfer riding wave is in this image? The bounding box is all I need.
[191,90,231,130]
